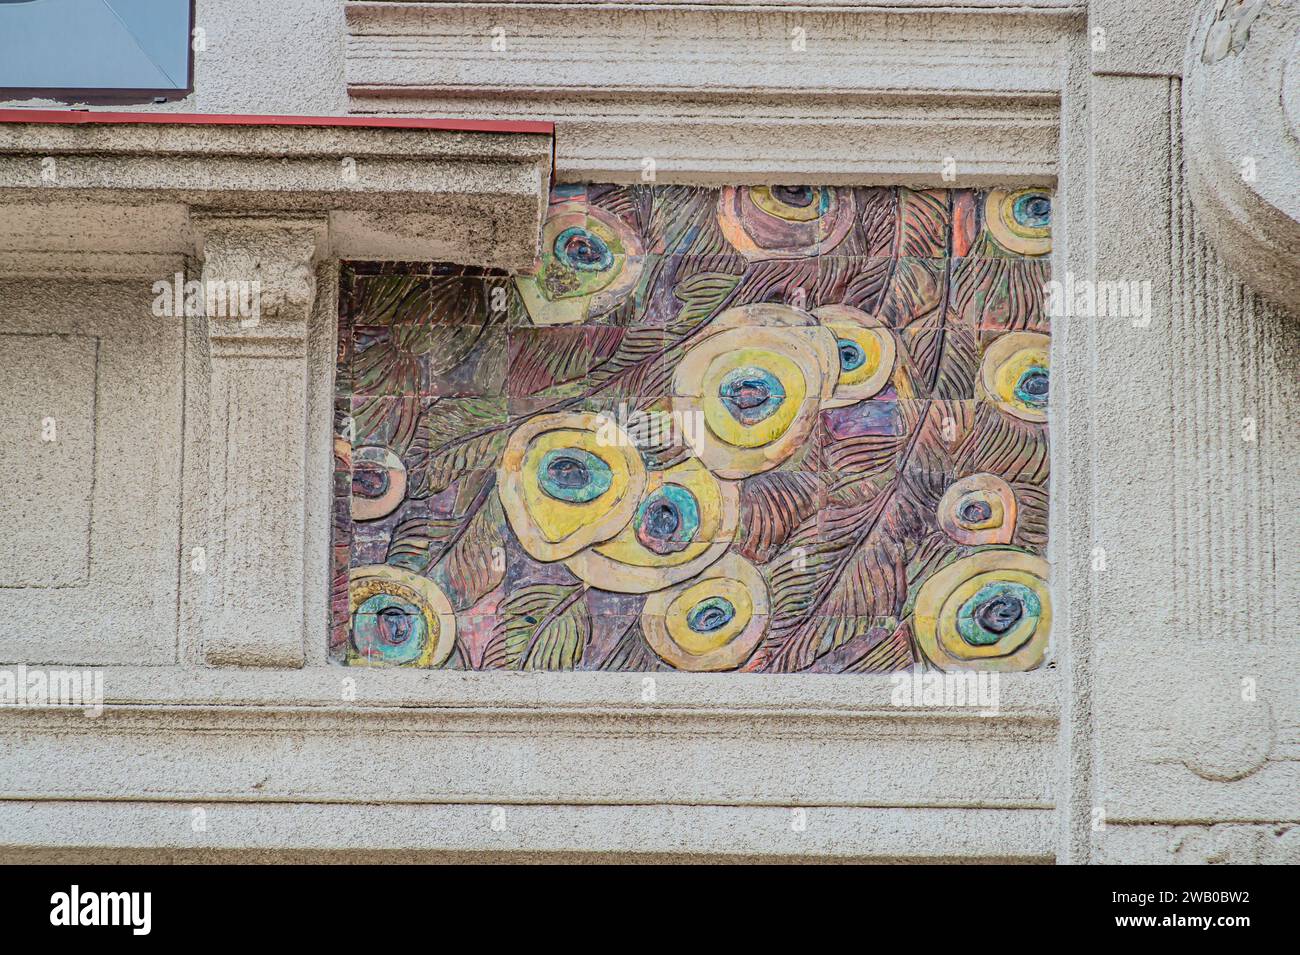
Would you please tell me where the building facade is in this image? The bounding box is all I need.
[0,0,1296,863]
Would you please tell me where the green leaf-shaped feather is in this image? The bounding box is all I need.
[483,584,590,671]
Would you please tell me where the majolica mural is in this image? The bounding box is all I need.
[332,184,1052,673]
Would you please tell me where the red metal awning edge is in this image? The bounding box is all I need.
[0,109,554,137]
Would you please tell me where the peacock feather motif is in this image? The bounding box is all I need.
[331,183,1052,673]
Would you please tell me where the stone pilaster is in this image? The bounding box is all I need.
[196,214,326,667]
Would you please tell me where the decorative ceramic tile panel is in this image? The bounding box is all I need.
[332,184,1052,673]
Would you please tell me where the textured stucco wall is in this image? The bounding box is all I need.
[189,0,348,115]
[0,0,1296,863]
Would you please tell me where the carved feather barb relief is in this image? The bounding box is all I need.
[332,184,1053,673]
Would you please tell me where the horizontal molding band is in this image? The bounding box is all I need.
[349,93,1060,184]
[345,2,1069,182]
[345,2,1074,95]
[0,665,1060,717]
[0,801,1056,861]
[0,121,552,162]
[0,158,545,209]
[352,1,1083,10]
[0,669,1057,811]
[0,251,187,280]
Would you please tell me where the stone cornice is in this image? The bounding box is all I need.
[345,0,1074,184]
[0,112,554,271]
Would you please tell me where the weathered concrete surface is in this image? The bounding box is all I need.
[0,279,183,664]
[1088,0,1197,78]
[0,120,553,271]
[0,803,1056,864]
[1183,0,1300,316]
[0,0,1296,864]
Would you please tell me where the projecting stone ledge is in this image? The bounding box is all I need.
[0,111,554,272]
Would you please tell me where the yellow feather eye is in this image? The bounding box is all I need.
[984,188,1052,256]
[717,186,855,259]
[978,332,1050,422]
[914,551,1050,671]
[668,579,753,654]
[564,457,740,593]
[813,305,896,406]
[515,200,645,325]
[498,412,647,562]
[350,445,407,521]
[672,306,835,479]
[833,328,883,386]
[642,554,769,671]
[749,185,827,222]
[348,565,456,668]
[937,473,1017,545]
[699,347,807,448]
